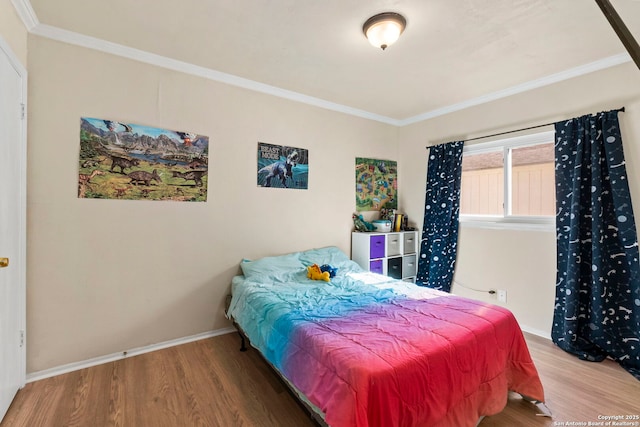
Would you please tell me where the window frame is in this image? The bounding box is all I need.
[459,130,556,232]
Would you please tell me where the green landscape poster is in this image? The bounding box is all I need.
[355,157,397,211]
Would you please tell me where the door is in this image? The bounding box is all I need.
[0,37,27,422]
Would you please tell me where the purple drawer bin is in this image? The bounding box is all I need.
[369,235,385,259]
[369,259,384,274]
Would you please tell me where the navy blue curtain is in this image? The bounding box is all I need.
[416,141,464,292]
[553,110,640,380]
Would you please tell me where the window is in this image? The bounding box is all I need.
[460,130,556,230]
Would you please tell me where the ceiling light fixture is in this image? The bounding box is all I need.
[363,12,406,50]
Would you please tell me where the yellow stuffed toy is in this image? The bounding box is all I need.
[307,263,330,282]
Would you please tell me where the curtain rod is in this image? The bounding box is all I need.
[426,107,625,147]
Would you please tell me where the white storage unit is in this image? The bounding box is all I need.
[351,231,419,282]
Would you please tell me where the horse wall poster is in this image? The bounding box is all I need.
[355,157,397,211]
[257,142,309,189]
[78,117,209,201]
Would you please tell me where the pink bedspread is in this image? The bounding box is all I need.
[281,296,544,427]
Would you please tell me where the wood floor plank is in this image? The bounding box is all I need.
[2,332,639,426]
[1,375,67,427]
[107,361,124,427]
[187,333,306,426]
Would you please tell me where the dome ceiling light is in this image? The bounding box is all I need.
[362,12,407,51]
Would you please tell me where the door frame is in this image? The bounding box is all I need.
[0,33,27,395]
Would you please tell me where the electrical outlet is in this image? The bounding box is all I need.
[497,289,507,303]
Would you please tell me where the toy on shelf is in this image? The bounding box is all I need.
[352,213,376,232]
[379,208,396,222]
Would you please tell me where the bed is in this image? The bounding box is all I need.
[226,246,545,427]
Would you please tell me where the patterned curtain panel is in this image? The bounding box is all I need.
[553,110,640,379]
[416,141,464,292]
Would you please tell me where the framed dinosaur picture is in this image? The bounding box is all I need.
[257,142,309,190]
[78,117,209,201]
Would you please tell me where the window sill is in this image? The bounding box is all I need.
[459,215,555,232]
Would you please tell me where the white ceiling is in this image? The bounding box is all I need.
[21,0,640,124]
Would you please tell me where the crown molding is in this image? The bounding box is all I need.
[10,0,39,31]
[30,23,401,126]
[398,52,632,126]
[11,0,633,127]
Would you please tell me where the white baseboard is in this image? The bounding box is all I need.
[520,325,551,340]
[26,327,236,383]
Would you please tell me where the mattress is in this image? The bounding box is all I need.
[227,246,544,427]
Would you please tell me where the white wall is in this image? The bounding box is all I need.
[398,62,640,336]
[0,0,27,66]
[26,35,398,373]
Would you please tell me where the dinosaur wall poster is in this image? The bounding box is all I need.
[78,117,209,201]
[257,142,309,189]
[355,157,398,211]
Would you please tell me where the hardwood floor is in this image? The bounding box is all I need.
[2,333,315,427]
[2,332,639,427]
